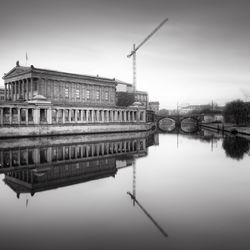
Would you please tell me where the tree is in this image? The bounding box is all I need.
[223,100,249,125]
[158,109,169,116]
[116,92,135,107]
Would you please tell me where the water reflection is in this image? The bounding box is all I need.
[127,191,168,238]
[158,128,250,160]
[222,136,250,160]
[0,131,159,197]
[0,129,250,250]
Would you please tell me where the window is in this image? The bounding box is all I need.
[65,87,69,98]
[76,88,80,99]
[96,90,100,100]
[86,90,90,100]
[105,91,109,101]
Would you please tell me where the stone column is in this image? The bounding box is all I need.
[69,109,72,123]
[111,110,113,122]
[62,109,65,124]
[9,108,12,124]
[8,83,11,100]
[11,82,14,101]
[0,108,2,125]
[101,110,104,122]
[47,108,52,124]
[56,109,59,123]
[33,108,40,124]
[15,81,18,101]
[4,83,7,101]
[18,80,21,99]
[30,77,33,99]
[25,79,28,100]
[86,109,88,122]
[124,111,127,122]
[137,110,140,122]
[22,80,24,99]
[17,108,20,124]
[75,109,77,122]
[25,109,28,124]
[96,110,100,122]
[91,109,94,122]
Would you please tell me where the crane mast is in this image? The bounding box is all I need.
[127,17,168,92]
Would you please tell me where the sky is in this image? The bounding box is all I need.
[0,0,250,109]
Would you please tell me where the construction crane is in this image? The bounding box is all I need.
[127,17,168,92]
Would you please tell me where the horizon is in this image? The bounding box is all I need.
[0,0,250,109]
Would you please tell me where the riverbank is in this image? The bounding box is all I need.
[0,122,155,138]
[201,123,250,137]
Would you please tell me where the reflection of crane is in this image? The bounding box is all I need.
[127,18,168,92]
[127,191,168,238]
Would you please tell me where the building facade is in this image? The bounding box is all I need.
[116,80,148,108]
[0,63,155,137]
[148,101,160,114]
[3,62,117,107]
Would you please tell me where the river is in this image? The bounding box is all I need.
[0,129,249,250]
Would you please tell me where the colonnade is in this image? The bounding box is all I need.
[0,138,146,169]
[4,78,36,101]
[0,105,146,125]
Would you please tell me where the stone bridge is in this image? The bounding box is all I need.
[156,114,203,133]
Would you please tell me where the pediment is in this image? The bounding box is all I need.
[3,66,30,79]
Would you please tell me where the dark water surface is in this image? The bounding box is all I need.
[0,129,250,250]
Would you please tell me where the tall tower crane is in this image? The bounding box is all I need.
[127,17,168,92]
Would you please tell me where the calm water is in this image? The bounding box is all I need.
[0,129,250,250]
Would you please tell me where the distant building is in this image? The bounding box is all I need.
[179,104,223,115]
[148,101,160,114]
[134,90,148,108]
[203,112,224,123]
[115,79,133,93]
[115,79,148,108]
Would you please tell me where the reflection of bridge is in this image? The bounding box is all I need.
[156,114,203,133]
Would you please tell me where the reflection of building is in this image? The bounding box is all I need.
[0,131,157,196]
[148,101,159,114]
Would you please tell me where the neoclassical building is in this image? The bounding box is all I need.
[3,61,117,107]
[0,62,155,137]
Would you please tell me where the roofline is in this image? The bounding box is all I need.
[3,64,117,85]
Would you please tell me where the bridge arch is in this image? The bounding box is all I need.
[158,117,176,132]
[157,115,201,133]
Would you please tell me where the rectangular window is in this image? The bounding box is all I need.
[65,87,69,98]
[96,90,100,100]
[76,88,80,99]
[105,91,109,101]
[86,90,90,100]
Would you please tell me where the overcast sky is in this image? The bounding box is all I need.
[0,0,250,108]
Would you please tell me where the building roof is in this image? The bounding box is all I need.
[135,90,148,95]
[3,62,117,85]
[149,101,159,104]
[115,79,133,87]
